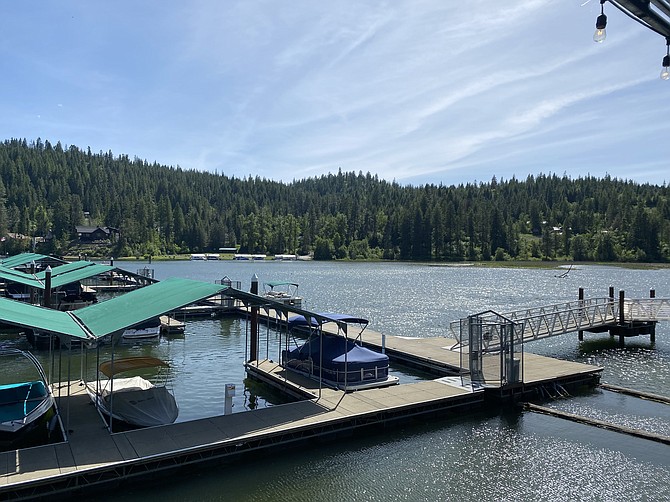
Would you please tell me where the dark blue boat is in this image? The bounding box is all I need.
[283,314,398,391]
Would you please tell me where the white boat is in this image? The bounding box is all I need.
[263,281,303,308]
[121,318,161,341]
[85,356,178,428]
[0,348,58,450]
[190,254,206,261]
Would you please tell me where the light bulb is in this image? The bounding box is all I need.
[593,27,607,43]
[662,67,670,80]
[593,12,607,43]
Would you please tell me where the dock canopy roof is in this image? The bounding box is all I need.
[73,277,226,339]
[0,253,66,269]
[0,277,227,341]
[0,297,91,339]
[0,260,114,290]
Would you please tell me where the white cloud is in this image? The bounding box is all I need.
[1,0,669,185]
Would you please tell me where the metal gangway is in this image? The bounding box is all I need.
[449,297,670,351]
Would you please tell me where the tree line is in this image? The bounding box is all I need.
[0,138,668,262]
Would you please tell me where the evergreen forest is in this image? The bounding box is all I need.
[1,138,669,263]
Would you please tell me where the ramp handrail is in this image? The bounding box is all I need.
[450,297,617,350]
[623,298,670,321]
[450,297,670,350]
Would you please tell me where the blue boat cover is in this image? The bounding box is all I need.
[283,332,388,384]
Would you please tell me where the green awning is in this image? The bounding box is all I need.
[73,277,226,338]
[49,264,115,289]
[0,253,65,269]
[34,260,95,280]
[0,265,43,289]
[0,297,91,339]
[0,261,114,290]
[0,277,227,340]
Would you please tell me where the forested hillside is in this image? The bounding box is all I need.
[0,138,668,262]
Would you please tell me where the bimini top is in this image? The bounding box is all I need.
[287,313,369,329]
[99,356,169,377]
[264,281,299,288]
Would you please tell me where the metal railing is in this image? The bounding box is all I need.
[623,298,670,321]
[450,297,670,350]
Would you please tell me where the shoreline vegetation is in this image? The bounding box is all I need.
[72,254,670,271]
[2,138,669,265]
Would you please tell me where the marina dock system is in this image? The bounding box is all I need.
[2,283,668,499]
[0,330,602,500]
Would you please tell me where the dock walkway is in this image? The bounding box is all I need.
[1,308,604,499]
[1,371,483,499]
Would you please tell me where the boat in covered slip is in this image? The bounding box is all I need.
[121,317,162,341]
[85,356,178,429]
[283,313,399,391]
[0,348,59,451]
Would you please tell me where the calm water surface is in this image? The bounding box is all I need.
[3,261,669,500]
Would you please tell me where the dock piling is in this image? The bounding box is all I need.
[250,274,259,362]
[578,288,584,341]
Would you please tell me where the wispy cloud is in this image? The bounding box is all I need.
[1,0,668,186]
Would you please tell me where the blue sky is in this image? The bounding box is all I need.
[1,1,669,186]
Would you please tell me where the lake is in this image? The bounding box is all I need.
[3,260,669,501]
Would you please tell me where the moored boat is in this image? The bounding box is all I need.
[85,356,178,429]
[283,314,399,391]
[0,348,59,451]
[263,281,303,308]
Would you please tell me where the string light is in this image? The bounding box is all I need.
[662,38,670,80]
[594,0,608,43]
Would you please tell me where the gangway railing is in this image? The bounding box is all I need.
[450,297,670,351]
[623,298,670,321]
[450,297,617,351]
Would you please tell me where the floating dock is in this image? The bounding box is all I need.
[0,325,603,500]
[8,285,670,499]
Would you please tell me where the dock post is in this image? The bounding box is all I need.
[224,383,235,415]
[650,289,656,343]
[619,289,626,345]
[578,288,584,341]
[249,274,259,363]
[43,266,52,308]
[381,333,386,354]
[30,260,36,304]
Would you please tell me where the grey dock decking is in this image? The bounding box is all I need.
[1,322,602,499]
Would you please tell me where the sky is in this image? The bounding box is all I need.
[1,1,669,187]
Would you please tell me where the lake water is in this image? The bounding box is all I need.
[3,260,670,500]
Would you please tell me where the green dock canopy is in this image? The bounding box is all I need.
[45,263,115,289]
[0,253,65,269]
[0,277,227,340]
[0,260,114,290]
[0,297,91,339]
[73,277,227,338]
[0,265,44,289]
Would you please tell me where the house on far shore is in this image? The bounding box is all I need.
[75,226,119,244]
